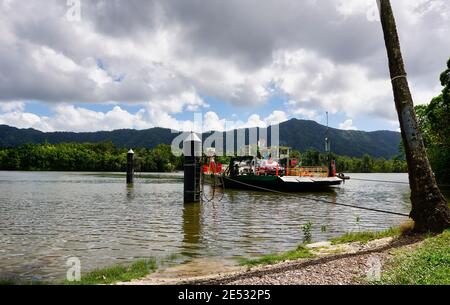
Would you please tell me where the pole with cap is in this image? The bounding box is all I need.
[127,149,135,184]
[183,132,202,203]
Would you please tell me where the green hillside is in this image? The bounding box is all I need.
[0,119,401,158]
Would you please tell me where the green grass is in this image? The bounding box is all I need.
[240,245,314,267]
[0,256,172,286]
[330,227,401,245]
[64,258,157,285]
[1,258,160,286]
[377,230,450,285]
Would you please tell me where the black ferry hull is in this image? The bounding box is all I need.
[223,175,342,192]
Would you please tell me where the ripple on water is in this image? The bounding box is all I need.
[0,171,415,281]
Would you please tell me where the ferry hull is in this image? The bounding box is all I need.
[223,176,342,192]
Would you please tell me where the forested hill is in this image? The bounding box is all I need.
[0,119,401,158]
[279,119,401,159]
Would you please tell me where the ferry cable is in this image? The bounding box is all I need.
[201,174,216,203]
[349,178,409,185]
[223,176,410,217]
[349,178,450,187]
[202,174,225,203]
[201,157,226,203]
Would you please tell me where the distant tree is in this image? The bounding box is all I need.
[415,58,450,184]
[4,150,21,170]
[361,154,374,173]
[289,150,302,160]
[304,149,320,166]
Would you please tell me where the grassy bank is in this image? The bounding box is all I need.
[1,259,157,286]
[240,223,414,267]
[240,245,314,267]
[330,227,401,245]
[65,259,157,285]
[377,230,450,285]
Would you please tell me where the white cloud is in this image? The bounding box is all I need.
[0,111,52,131]
[49,105,141,132]
[0,102,289,133]
[203,111,226,132]
[0,0,448,132]
[0,105,149,132]
[0,101,25,113]
[227,111,289,130]
[336,0,374,17]
[32,46,80,74]
[339,119,358,130]
[245,114,266,129]
[148,89,208,114]
[290,106,319,121]
[272,50,397,121]
[265,110,289,126]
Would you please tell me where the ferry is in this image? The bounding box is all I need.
[203,147,345,193]
[202,112,347,192]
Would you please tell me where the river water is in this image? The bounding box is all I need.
[0,171,447,281]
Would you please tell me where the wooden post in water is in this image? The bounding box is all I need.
[183,133,202,203]
[127,149,134,184]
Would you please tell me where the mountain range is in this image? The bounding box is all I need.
[0,119,401,158]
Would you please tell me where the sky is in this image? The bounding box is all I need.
[0,0,448,133]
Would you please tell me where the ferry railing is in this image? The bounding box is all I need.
[286,166,329,177]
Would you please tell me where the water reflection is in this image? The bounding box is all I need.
[126,184,135,200]
[182,203,202,257]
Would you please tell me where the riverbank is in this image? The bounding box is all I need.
[182,235,424,285]
[122,227,449,285]
[2,228,448,285]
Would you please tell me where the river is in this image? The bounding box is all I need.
[0,171,448,281]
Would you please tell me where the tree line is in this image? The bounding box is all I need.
[0,142,182,172]
[290,148,407,173]
[0,141,408,173]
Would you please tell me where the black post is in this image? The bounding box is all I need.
[127,149,134,184]
[325,112,333,177]
[183,133,202,203]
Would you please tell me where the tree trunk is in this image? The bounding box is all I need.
[379,0,450,232]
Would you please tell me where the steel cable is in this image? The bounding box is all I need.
[223,176,410,217]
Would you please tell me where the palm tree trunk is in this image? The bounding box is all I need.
[379,0,450,232]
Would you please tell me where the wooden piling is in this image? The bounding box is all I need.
[127,149,134,184]
[183,133,202,203]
